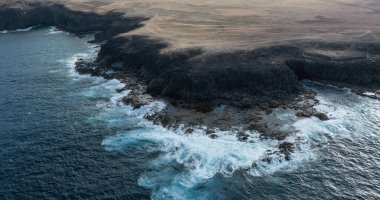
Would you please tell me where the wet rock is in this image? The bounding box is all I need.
[206,129,215,135]
[278,142,294,161]
[261,157,272,164]
[251,162,258,168]
[185,127,194,134]
[296,111,312,118]
[260,131,288,141]
[122,93,152,109]
[247,122,267,133]
[115,87,127,93]
[144,112,177,128]
[209,134,218,139]
[237,131,249,141]
[315,112,329,121]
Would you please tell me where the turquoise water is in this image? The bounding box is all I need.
[1,27,380,199]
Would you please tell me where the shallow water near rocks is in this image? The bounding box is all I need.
[1,28,380,199]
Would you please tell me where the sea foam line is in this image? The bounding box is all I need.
[99,104,317,199]
[0,26,37,34]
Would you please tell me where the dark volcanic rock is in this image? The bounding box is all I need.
[286,42,380,89]
[122,94,152,109]
[0,2,146,41]
[237,131,250,141]
[144,112,178,128]
[260,131,288,141]
[315,112,329,121]
[96,36,302,111]
[278,142,294,161]
[288,58,380,85]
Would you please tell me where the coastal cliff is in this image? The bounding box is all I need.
[0,2,146,41]
[1,1,379,116]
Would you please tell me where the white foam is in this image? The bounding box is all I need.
[363,91,376,96]
[45,26,64,35]
[362,91,380,99]
[0,26,36,34]
[93,83,322,199]
[83,79,126,97]
[59,53,90,79]
[58,44,99,80]
[100,82,380,199]
[101,111,316,199]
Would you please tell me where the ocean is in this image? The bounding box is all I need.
[1,27,380,200]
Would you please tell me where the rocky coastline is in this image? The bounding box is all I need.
[1,1,379,159]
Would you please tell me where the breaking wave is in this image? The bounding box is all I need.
[45,26,65,35]
[60,34,380,200]
[59,46,318,199]
[81,80,316,198]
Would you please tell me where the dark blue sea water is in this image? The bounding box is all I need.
[1,27,380,200]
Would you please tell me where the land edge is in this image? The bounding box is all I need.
[1,1,379,161]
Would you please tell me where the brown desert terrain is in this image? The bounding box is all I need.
[39,0,380,50]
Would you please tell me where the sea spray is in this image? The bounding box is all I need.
[96,93,317,199]
[58,31,319,200]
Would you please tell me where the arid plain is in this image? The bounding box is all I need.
[3,0,380,51]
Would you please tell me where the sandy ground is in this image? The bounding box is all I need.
[2,0,380,51]
[62,0,380,51]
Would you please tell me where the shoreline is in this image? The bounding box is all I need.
[1,2,378,103]
[75,57,325,141]
[1,1,379,151]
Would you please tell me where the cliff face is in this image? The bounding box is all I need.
[96,36,302,110]
[0,4,103,32]
[286,42,380,88]
[0,2,146,40]
[288,59,380,86]
[1,1,379,111]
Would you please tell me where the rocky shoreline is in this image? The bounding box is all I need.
[1,2,378,107]
[76,58,322,158]
[75,58,325,139]
[1,1,379,160]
